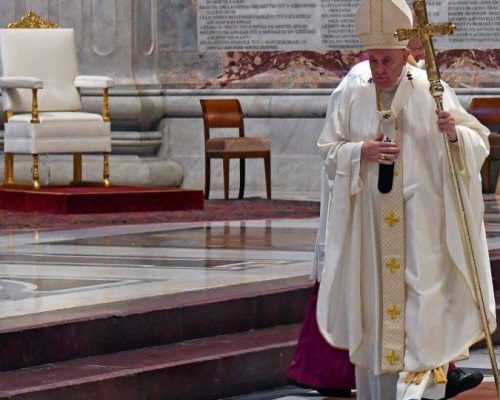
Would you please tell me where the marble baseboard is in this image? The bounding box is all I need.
[176,156,321,196]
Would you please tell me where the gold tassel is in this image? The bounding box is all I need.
[404,371,427,385]
[405,366,448,386]
[432,366,448,384]
[404,372,415,384]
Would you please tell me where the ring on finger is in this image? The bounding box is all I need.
[379,154,387,161]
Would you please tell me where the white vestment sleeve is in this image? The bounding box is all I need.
[311,89,344,282]
[316,82,364,351]
[317,85,364,195]
[312,65,370,281]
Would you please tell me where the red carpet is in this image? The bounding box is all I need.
[0,197,320,232]
[0,185,204,214]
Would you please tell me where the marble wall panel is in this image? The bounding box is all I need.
[24,0,49,19]
[73,0,133,86]
[14,0,25,21]
[91,0,116,56]
[135,0,154,56]
[160,48,500,89]
[0,1,16,29]
[131,0,159,85]
[58,0,83,50]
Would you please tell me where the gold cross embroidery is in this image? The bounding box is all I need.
[387,305,402,320]
[384,212,400,227]
[386,350,400,366]
[385,258,401,273]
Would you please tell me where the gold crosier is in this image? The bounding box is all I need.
[395,1,500,398]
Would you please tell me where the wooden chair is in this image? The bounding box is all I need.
[469,97,500,193]
[200,99,271,200]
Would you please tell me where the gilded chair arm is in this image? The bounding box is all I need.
[74,75,114,89]
[75,76,114,122]
[0,77,43,124]
[0,76,43,89]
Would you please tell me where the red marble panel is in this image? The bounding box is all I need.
[163,49,500,89]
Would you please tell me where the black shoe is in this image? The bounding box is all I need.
[445,368,483,399]
[287,378,352,397]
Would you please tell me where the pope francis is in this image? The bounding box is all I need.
[316,0,496,399]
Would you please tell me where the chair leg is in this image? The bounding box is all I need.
[4,152,14,185]
[482,157,491,193]
[205,157,211,200]
[73,153,82,184]
[223,156,230,200]
[238,158,245,199]
[32,154,40,190]
[103,153,111,187]
[264,154,271,199]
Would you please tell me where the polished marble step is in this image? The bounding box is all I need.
[0,324,300,400]
[0,276,312,372]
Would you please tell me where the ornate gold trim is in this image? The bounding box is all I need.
[32,154,40,190]
[31,89,40,124]
[102,88,111,122]
[103,153,111,187]
[73,153,82,183]
[4,153,14,184]
[3,111,13,123]
[7,10,58,29]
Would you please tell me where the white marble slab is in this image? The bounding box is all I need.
[0,219,317,319]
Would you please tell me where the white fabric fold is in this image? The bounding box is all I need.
[311,61,372,282]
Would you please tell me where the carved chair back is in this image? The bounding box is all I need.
[200,99,245,143]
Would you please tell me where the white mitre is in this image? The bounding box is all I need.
[355,0,413,50]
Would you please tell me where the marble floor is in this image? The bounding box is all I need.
[1,194,500,399]
[0,219,317,323]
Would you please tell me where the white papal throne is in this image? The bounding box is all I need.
[0,11,113,189]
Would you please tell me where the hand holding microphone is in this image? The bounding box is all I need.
[361,132,400,193]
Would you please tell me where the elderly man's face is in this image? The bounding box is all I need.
[367,49,409,89]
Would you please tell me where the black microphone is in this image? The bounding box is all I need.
[378,138,394,194]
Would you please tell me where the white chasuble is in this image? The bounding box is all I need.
[316,63,496,386]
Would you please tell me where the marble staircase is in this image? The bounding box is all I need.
[1,243,499,399]
[0,276,312,399]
